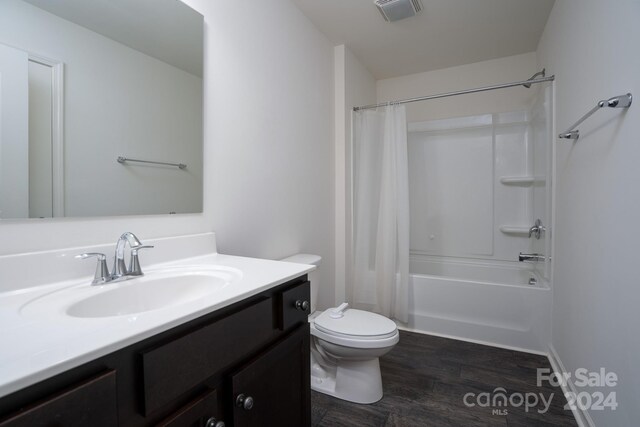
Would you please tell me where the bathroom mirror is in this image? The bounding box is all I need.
[0,0,203,219]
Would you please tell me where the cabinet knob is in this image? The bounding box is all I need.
[236,393,254,410]
[205,418,225,427]
[295,300,310,312]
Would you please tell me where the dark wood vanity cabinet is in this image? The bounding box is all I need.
[0,276,311,427]
[0,371,118,427]
[231,325,310,427]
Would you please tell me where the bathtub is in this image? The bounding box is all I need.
[404,257,551,354]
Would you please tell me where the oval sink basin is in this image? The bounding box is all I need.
[67,272,229,318]
[20,266,242,319]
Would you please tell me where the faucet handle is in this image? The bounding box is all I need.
[76,253,111,285]
[529,219,545,239]
[128,245,154,277]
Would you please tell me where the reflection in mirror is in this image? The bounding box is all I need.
[0,0,203,219]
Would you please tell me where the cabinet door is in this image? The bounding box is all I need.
[231,324,310,427]
[157,389,223,427]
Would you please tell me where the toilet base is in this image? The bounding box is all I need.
[310,351,384,404]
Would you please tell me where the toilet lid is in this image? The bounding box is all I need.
[314,308,397,339]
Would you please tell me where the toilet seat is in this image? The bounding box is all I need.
[311,308,399,349]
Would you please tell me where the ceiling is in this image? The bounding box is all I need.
[23,0,203,77]
[292,0,555,79]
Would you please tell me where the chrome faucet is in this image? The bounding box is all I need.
[528,219,546,239]
[519,253,545,262]
[76,232,154,285]
[112,232,143,280]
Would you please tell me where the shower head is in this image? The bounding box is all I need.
[522,69,546,88]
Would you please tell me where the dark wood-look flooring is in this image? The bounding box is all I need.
[312,331,578,427]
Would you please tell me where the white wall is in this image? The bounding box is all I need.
[186,0,336,310]
[0,0,336,308]
[0,0,203,217]
[537,1,640,425]
[377,52,540,123]
[334,45,376,306]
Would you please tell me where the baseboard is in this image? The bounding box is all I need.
[547,345,595,427]
[395,323,548,356]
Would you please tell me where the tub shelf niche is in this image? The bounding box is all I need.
[499,226,530,236]
[499,176,546,186]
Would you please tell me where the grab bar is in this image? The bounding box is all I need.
[558,93,632,140]
[117,156,187,170]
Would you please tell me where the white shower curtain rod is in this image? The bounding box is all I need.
[353,75,555,111]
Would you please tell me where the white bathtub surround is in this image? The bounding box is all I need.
[529,83,554,281]
[375,53,555,288]
[0,232,314,398]
[367,59,554,354]
[352,105,410,322]
[405,257,551,354]
[407,106,552,266]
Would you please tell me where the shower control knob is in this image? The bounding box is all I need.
[295,300,310,312]
[236,393,254,410]
[205,418,225,427]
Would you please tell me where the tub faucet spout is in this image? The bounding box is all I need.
[519,253,545,262]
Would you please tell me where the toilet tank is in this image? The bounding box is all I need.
[280,253,321,313]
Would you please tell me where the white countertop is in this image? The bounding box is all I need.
[0,252,314,398]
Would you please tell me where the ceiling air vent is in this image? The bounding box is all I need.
[374,0,422,22]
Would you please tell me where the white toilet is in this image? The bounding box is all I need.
[281,253,399,404]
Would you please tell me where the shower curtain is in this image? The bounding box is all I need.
[352,104,410,323]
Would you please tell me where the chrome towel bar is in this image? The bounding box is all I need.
[117,156,187,170]
[559,93,632,140]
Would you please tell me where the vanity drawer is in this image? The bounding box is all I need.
[279,281,310,330]
[157,388,220,427]
[141,297,275,415]
[0,370,117,427]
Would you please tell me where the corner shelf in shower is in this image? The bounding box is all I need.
[499,226,530,236]
[499,176,546,186]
